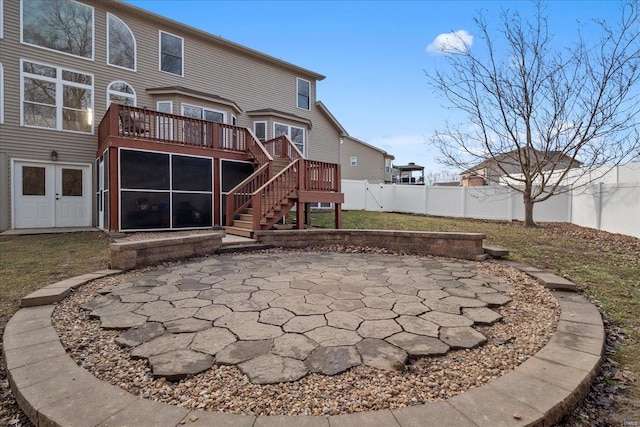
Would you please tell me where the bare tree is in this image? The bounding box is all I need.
[424,170,461,186]
[427,1,640,227]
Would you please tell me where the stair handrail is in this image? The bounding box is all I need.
[245,128,274,167]
[225,162,271,226]
[251,159,300,229]
[263,135,304,162]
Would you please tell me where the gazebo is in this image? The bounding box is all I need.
[393,162,425,185]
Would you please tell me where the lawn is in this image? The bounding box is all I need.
[0,232,111,322]
[1,214,638,422]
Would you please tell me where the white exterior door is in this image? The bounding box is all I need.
[13,161,92,229]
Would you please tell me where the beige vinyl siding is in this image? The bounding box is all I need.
[340,136,387,183]
[0,0,342,229]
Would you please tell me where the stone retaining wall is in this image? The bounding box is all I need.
[110,232,224,270]
[254,229,486,260]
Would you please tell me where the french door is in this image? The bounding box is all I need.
[13,161,91,228]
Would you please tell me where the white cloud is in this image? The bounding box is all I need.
[426,30,473,55]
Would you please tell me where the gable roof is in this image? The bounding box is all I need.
[345,135,394,159]
[316,101,348,136]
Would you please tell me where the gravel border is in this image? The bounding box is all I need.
[52,248,560,417]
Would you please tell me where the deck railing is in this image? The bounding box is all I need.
[303,160,341,192]
[98,104,256,155]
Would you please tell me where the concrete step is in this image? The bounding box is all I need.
[483,246,510,258]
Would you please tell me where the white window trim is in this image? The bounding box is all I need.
[106,81,136,108]
[181,103,226,123]
[20,58,95,134]
[106,13,137,72]
[253,121,267,142]
[0,63,3,124]
[273,121,306,155]
[159,30,184,77]
[296,77,311,110]
[350,156,358,166]
[0,0,4,39]
[156,100,173,113]
[20,0,95,61]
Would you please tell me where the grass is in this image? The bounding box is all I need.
[1,215,638,419]
[311,210,640,417]
[0,232,111,322]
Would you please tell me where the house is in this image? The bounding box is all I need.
[340,135,394,184]
[460,148,582,186]
[0,0,344,235]
[392,163,425,185]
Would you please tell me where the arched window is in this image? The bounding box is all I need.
[107,13,136,71]
[107,81,136,106]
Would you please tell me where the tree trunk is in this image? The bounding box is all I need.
[523,188,536,227]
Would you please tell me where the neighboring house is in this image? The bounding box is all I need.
[0,0,344,234]
[460,148,582,186]
[340,135,394,184]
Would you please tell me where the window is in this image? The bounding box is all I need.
[107,81,135,106]
[253,121,266,142]
[21,0,94,60]
[182,105,225,122]
[159,31,183,76]
[182,104,225,146]
[107,13,135,71]
[297,78,310,110]
[274,122,305,154]
[385,158,392,174]
[350,156,358,166]
[157,101,172,114]
[21,60,93,133]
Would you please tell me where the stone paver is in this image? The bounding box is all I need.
[239,354,308,384]
[4,253,605,427]
[66,252,522,384]
[356,338,408,370]
[306,346,361,375]
[440,326,487,349]
[149,349,213,381]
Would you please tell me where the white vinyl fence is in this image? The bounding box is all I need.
[342,165,640,238]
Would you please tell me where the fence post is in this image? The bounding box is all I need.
[461,186,467,218]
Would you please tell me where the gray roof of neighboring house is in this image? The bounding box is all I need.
[462,148,583,175]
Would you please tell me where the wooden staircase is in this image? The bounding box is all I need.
[224,135,343,238]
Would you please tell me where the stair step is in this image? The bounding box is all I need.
[224,226,253,238]
[239,214,253,221]
[233,220,254,230]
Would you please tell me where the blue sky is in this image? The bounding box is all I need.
[126,1,621,172]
